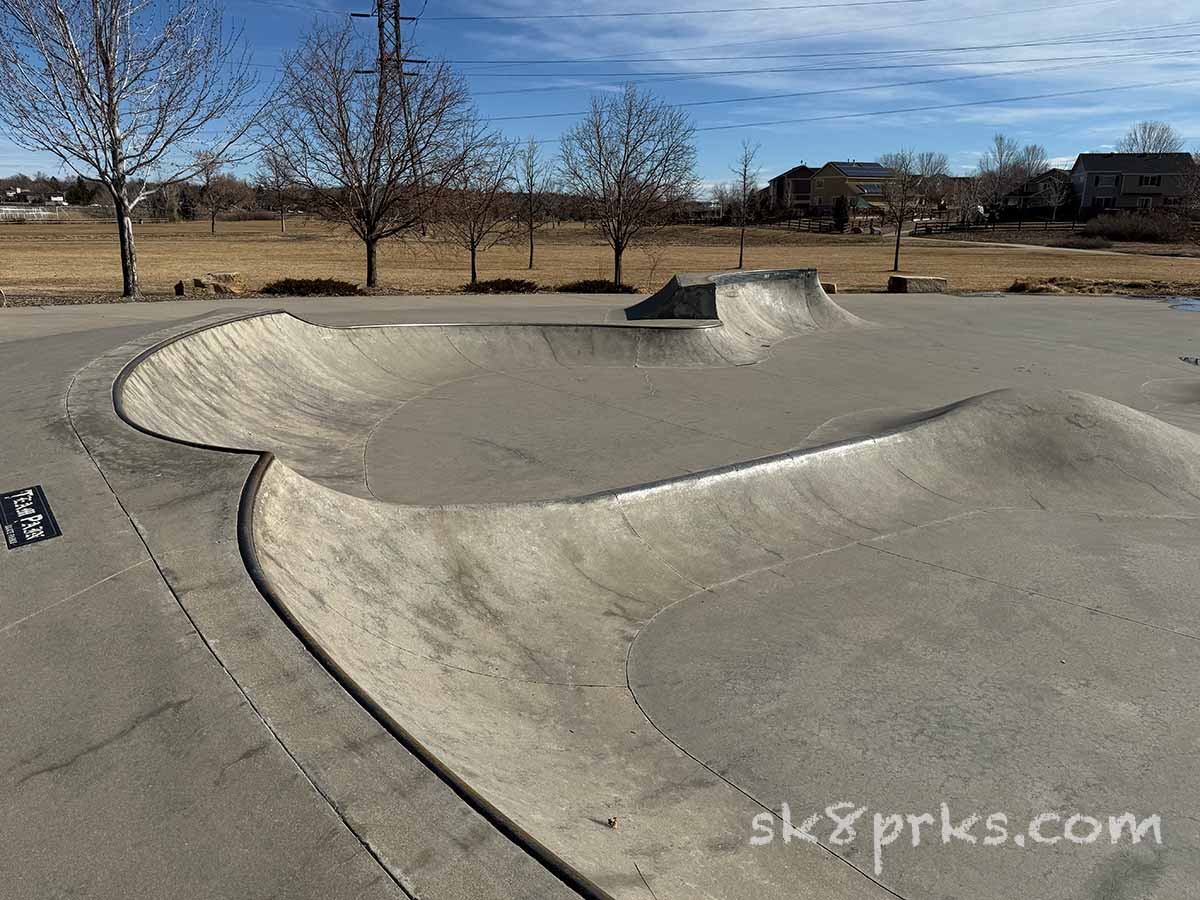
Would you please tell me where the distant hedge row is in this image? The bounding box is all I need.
[254,276,641,297]
[1080,213,1190,244]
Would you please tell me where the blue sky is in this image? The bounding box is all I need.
[3,0,1199,185]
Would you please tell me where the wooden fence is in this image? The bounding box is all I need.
[910,218,1078,236]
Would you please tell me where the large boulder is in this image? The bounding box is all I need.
[887,275,947,293]
[175,272,246,297]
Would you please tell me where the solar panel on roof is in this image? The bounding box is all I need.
[856,183,884,195]
[839,163,891,177]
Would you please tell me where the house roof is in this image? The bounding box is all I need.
[827,161,893,178]
[769,165,815,182]
[1005,168,1071,198]
[1071,153,1193,174]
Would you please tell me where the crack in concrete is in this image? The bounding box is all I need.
[15,696,193,787]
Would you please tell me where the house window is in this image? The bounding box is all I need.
[1093,174,1116,187]
[1137,197,1153,209]
[1097,197,1116,209]
[1138,175,1161,187]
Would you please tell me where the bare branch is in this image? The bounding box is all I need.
[881,147,948,272]
[1117,121,1184,154]
[557,83,697,286]
[0,0,262,295]
[265,21,474,287]
[439,130,518,284]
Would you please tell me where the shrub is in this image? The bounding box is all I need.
[259,277,364,296]
[464,278,540,294]
[1008,277,1064,294]
[1080,213,1188,243]
[1051,236,1112,250]
[556,279,638,294]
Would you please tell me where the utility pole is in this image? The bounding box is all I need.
[351,0,425,80]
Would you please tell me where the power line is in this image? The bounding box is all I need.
[499,74,1200,144]
[244,0,932,20]
[472,46,1198,97]
[490,0,1122,67]
[242,0,345,16]
[481,50,1199,120]
[452,25,1200,67]
[691,76,1200,131]
[421,0,931,20]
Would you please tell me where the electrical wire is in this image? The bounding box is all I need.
[481,50,1199,120]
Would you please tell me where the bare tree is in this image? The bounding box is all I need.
[948,174,983,225]
[0,0,258,296]
[976,133,1024,219]
[441,132,517,285]
[558,83,698,285]
[268,23,476,287]
[194,152,250,234]
[880,148,948,272]
[1117,120,1184,154]
[514,136,554,270]
[920,170,953,214]
[730,139,760,269]
[710,182,732,218]
[255,144,293,235]
[1017,144,1049,181]
[1044,173,1074,222]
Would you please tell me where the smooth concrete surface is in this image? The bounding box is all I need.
[75,270,1200,899]
[0,317,405,900]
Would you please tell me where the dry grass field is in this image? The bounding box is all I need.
[2,218,1200,299]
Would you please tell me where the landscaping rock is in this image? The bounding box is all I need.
[206,272,246,294]
[888,275,947,293]
[175,272,246,297]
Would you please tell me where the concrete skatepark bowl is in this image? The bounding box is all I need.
[109,269,1200,899]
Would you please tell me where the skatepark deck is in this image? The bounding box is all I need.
[4,272,1199,899]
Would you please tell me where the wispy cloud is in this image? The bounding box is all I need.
[4,0,1199,180]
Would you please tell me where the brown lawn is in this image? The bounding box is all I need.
[2,218,1200,298]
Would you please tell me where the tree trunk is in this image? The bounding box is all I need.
[365,237,378,288]
[210,210,216,235]
[114,193,140,298]
[892,216,902,273]
[738,222,746,269]
[613,244,623,286]
[470,245,478,284]
[528,224,534,269]
[280,203,286,235]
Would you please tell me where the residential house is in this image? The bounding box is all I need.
[765,164,815,212]
[810,161,894,213]
[3,187,29,203]
[683,198,722,224]
[1070,153,1193,212]
[1003,168,1074,213]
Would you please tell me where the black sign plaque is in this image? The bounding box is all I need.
[1,485,62,550]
